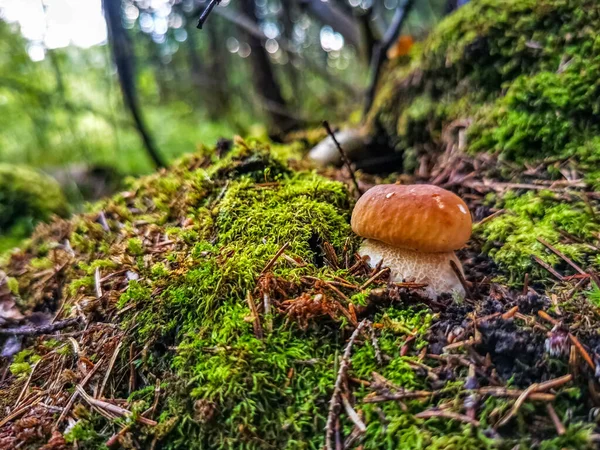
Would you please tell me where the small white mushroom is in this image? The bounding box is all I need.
[351,184,473,299]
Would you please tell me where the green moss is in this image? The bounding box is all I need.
[368,0,600,176]
[476,191,599,282]
[3,135,599,447]
[0,164,68,231]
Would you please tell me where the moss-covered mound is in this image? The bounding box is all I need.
[0,164,68,253]
[368,0,600,177]
[0,139,599,450]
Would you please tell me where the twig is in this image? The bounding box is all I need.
[246,291,264,339]
[537,237,587,275]
[0,317,81,336]
[537,310,559,326]
[360,267,390,290]
[322,121,363,196]
[260,242,290,276]
[326,319,370,450]
[0,395,43,428]
[568,333,595,370]
[531,256,564,281]
[450,260,471,297]
[128,343,136,394]
[370,327,383,366]
[55,357,105,429]
[363,390,432,403]
[476,387,555,402]
[76,386,157,426]
[95,267,103,299]
[476,209,506,226]
[501,306,519,320]
[14,360,40,408]
[497,375,572,427]
[196,0,221,29]
[98,341,123,399]
[546,403,566,435]
[341,393,367,433]
[414,409,480,427]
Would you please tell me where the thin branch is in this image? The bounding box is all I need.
[323,121,363,196]
[196,0,222,29]
[326,319,370,450]
[415,409,480,427]
[0,318,81,336]
[363,0,416,115]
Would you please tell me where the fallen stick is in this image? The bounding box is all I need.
[325,319,370,450]
[0,317,81,336]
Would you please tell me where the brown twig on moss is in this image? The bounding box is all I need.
[98,341,123,399]
[414,409,480,427]
[260,242,290,276]
[55,356,106,429]
[76,386,157,426]
[568,333,595,370]
[531,255,565,281]
[325,319,370,450]
[359,267,390,290]
[536,237,587,275]
[322,121,363,197]
[341,393,366,433]
[546,403,566,436]
[246,291,264,339]
[497,375,572,427]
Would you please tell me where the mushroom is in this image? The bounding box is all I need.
[351,184,472,299]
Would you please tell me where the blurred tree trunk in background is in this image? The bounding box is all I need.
[102,0,165,168]
[186,19,230,119]
[206,19,231,118]
[239,0,298,134]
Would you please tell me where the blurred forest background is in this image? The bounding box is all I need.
[0,0,458,250]
[0,0,454,174]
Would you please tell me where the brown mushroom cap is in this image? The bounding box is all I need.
[351,184,472,253]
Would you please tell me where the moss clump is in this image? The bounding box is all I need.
[0,164,68,253]
[476,191,600,283]
[0,164,68,230]
[368,0,600,173]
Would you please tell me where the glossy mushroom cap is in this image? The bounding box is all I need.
[351,184,472,253]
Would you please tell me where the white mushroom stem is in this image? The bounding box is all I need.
[359,239,465,299]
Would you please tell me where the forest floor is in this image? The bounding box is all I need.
[0,136,598,449]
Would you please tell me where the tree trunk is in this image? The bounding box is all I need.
[239,0,298,134]
[102,0,165,168]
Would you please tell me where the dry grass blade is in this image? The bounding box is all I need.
[414,409,480,427]
[76,386,157,426]
[98,341,123,399]
[260,242,290,276]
